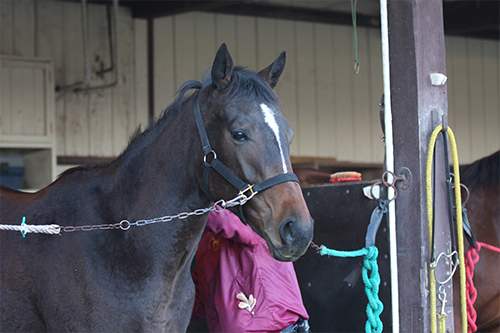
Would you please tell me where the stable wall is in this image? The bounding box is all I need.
[0,0,148,158]
[152,12,499,165]
[1,1,498,167]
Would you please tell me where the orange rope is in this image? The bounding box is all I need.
[465,241,500,333]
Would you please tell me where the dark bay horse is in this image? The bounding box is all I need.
[454,150,499,332]
[0,44,313,332]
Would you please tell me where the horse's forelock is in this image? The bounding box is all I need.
[225,66,280,106]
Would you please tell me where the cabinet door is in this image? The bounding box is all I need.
[1,56,55,147]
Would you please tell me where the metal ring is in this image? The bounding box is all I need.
[382,170,397,187]
[460,184,470,206]
[119,220,131,231]
[213,200,227,211]
[203,150,217,163]
[451,182,470,207]
[354,61,360,74]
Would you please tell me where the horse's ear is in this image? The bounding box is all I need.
[258,51,286,89]
[211,43,234,90]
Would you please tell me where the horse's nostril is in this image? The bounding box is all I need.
[279,219,295,244]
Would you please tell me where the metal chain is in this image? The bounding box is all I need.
[1,184,258,236]
[60,191,256,233]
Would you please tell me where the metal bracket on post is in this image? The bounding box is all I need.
[441,114,448,132]
[396,167,412,190]
[431,110,448,132]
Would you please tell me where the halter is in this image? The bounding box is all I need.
[193,94,299,214]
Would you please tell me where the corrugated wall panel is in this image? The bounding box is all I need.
[235,16,258,70]
[295,22,317,157]
[194,13,218,78]
[174,14,197,91]
[0,1,14,55]
[13,0,35,57]
[36,0,65,155]
[446,36,500,164]
[468,38,488,161]
[152,12,498,165]
[352,28,375,163]
[133,19,149,129]
[88,4,113,157]
[332,25,357,162]
[275,19,299,156]
[153,16,175,115]
[482,40,499,157]
[61,2,89,156]
[315,23,336,159]
[111,7,139,156]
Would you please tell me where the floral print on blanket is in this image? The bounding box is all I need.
[236,292,256,315]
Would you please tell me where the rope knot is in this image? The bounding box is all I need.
[365,245,379,260]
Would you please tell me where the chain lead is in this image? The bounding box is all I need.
[59,193,251,234]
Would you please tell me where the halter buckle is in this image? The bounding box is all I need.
[238,184,257,203]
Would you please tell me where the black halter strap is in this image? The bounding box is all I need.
[193,94,299,202]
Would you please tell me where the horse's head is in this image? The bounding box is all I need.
[197,44,313,261]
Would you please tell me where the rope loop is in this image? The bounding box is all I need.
[426,124,467,333]
[318,244,383,333]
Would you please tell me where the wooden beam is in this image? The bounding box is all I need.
[199,3,379,28]
[127,1,244,19]
[124,0,379,28]
[387,0,453,331]
[120,0,497,40]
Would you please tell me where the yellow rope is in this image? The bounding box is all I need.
[438,314,447,333]
[449,127,468,333]
[426,125,467,333]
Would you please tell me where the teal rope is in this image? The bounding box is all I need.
[319,245,384,333]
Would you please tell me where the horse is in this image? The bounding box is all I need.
[453,150,499,332]
[0,44,314,332]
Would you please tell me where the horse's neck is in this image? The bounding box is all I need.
[109,117,208,221]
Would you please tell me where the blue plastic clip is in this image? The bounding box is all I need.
[21,216,26,238]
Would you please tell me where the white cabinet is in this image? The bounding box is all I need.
[1,56,56,190]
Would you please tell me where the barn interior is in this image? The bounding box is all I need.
[0,1,498,332]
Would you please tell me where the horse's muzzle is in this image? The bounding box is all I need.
[271,216,314,261]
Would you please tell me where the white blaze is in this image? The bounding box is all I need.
[260,103,288,173]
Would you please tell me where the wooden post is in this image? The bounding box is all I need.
[387,0,454,331]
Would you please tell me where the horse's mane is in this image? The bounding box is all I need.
[459,150,499,189]
[126,65,279,153]
[59,66,279,178]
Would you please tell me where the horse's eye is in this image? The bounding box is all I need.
[231,130,248,141]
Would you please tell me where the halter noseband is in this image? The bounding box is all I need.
[193,94,299,207]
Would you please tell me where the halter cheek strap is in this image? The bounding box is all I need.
[193,94,299,204]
